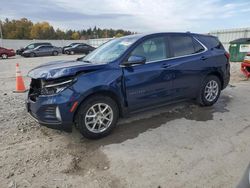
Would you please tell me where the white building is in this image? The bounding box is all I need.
[209,28,250,51]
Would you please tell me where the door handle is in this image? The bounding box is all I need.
[162,63,172,68]
[200,56,208,61]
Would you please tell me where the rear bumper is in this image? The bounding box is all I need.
[223,73,230,89]
[222,62,230,90]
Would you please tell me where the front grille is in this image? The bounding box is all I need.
[29,79,42,102]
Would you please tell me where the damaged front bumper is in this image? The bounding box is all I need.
[26,79,79,131]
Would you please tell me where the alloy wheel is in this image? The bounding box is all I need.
[85,103,113,133]
[204,80,219,102]
[1,54,7,59]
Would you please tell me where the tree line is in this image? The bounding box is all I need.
[0,18,135,40]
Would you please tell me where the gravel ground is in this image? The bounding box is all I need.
[0,55,249,188]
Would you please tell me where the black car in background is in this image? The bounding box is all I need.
[64,43,95,55]
[62,43,81,54]
[22,45,62,57]
[16,42,52,55]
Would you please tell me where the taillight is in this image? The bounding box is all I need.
[225,52,230,61]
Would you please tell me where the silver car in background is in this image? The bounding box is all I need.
[22,45,62,57]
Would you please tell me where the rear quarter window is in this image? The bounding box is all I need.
[197,35,224,50]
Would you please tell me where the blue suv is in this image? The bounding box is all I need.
[26,32,230,139]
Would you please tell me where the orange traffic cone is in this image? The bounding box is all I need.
[13,63,27,93]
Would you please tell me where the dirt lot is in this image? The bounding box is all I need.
[0,55,249,188]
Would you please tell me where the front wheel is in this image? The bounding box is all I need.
[1,54,8,59]
[198,75,221,106]
[75,95,119,139]
[30,53,35,57]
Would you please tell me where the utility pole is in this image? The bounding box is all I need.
[0,20,3,47]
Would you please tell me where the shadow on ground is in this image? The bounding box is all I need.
[79,95,231,148]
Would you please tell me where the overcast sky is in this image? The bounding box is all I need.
[1,0,250,33]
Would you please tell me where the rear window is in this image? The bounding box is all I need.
[170,36,195,57]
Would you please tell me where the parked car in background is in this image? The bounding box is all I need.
[0,47,15,59]
[26,32,230,139]
[64,43,95,55]
[62,43,81,54]
[22,45,62,57]
[17,42,52,55]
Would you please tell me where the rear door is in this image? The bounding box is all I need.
[123,35,174,111]
[168,34,209,99]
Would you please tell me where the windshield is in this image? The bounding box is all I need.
[26,44,35,49]
[72,44,80,48]
[82,37,139,64]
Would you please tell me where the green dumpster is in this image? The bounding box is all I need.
[229,38,250,62]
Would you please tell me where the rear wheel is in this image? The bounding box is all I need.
[198,75,221,106]
[53,51,58,56]
[1,54,8,59]
[70,51,74,55]
[75,95,119,139]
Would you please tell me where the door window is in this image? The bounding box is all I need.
[78,45,85,49]
[39,46,52,50]
[131,37,168,62]
[170,35,196,57]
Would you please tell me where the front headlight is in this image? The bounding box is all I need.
[41,77,75,95]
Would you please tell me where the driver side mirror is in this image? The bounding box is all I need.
[122,55,146,66]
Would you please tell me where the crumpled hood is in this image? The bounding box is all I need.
[28,60,106,80]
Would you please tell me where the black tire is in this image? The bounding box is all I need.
[30,53,36,57]
[65,50,69,55]
[53,51,58,56]
[1,54,8,59]
[75,95,119,139]
[70,51,74,55]
[198,75,221,106]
